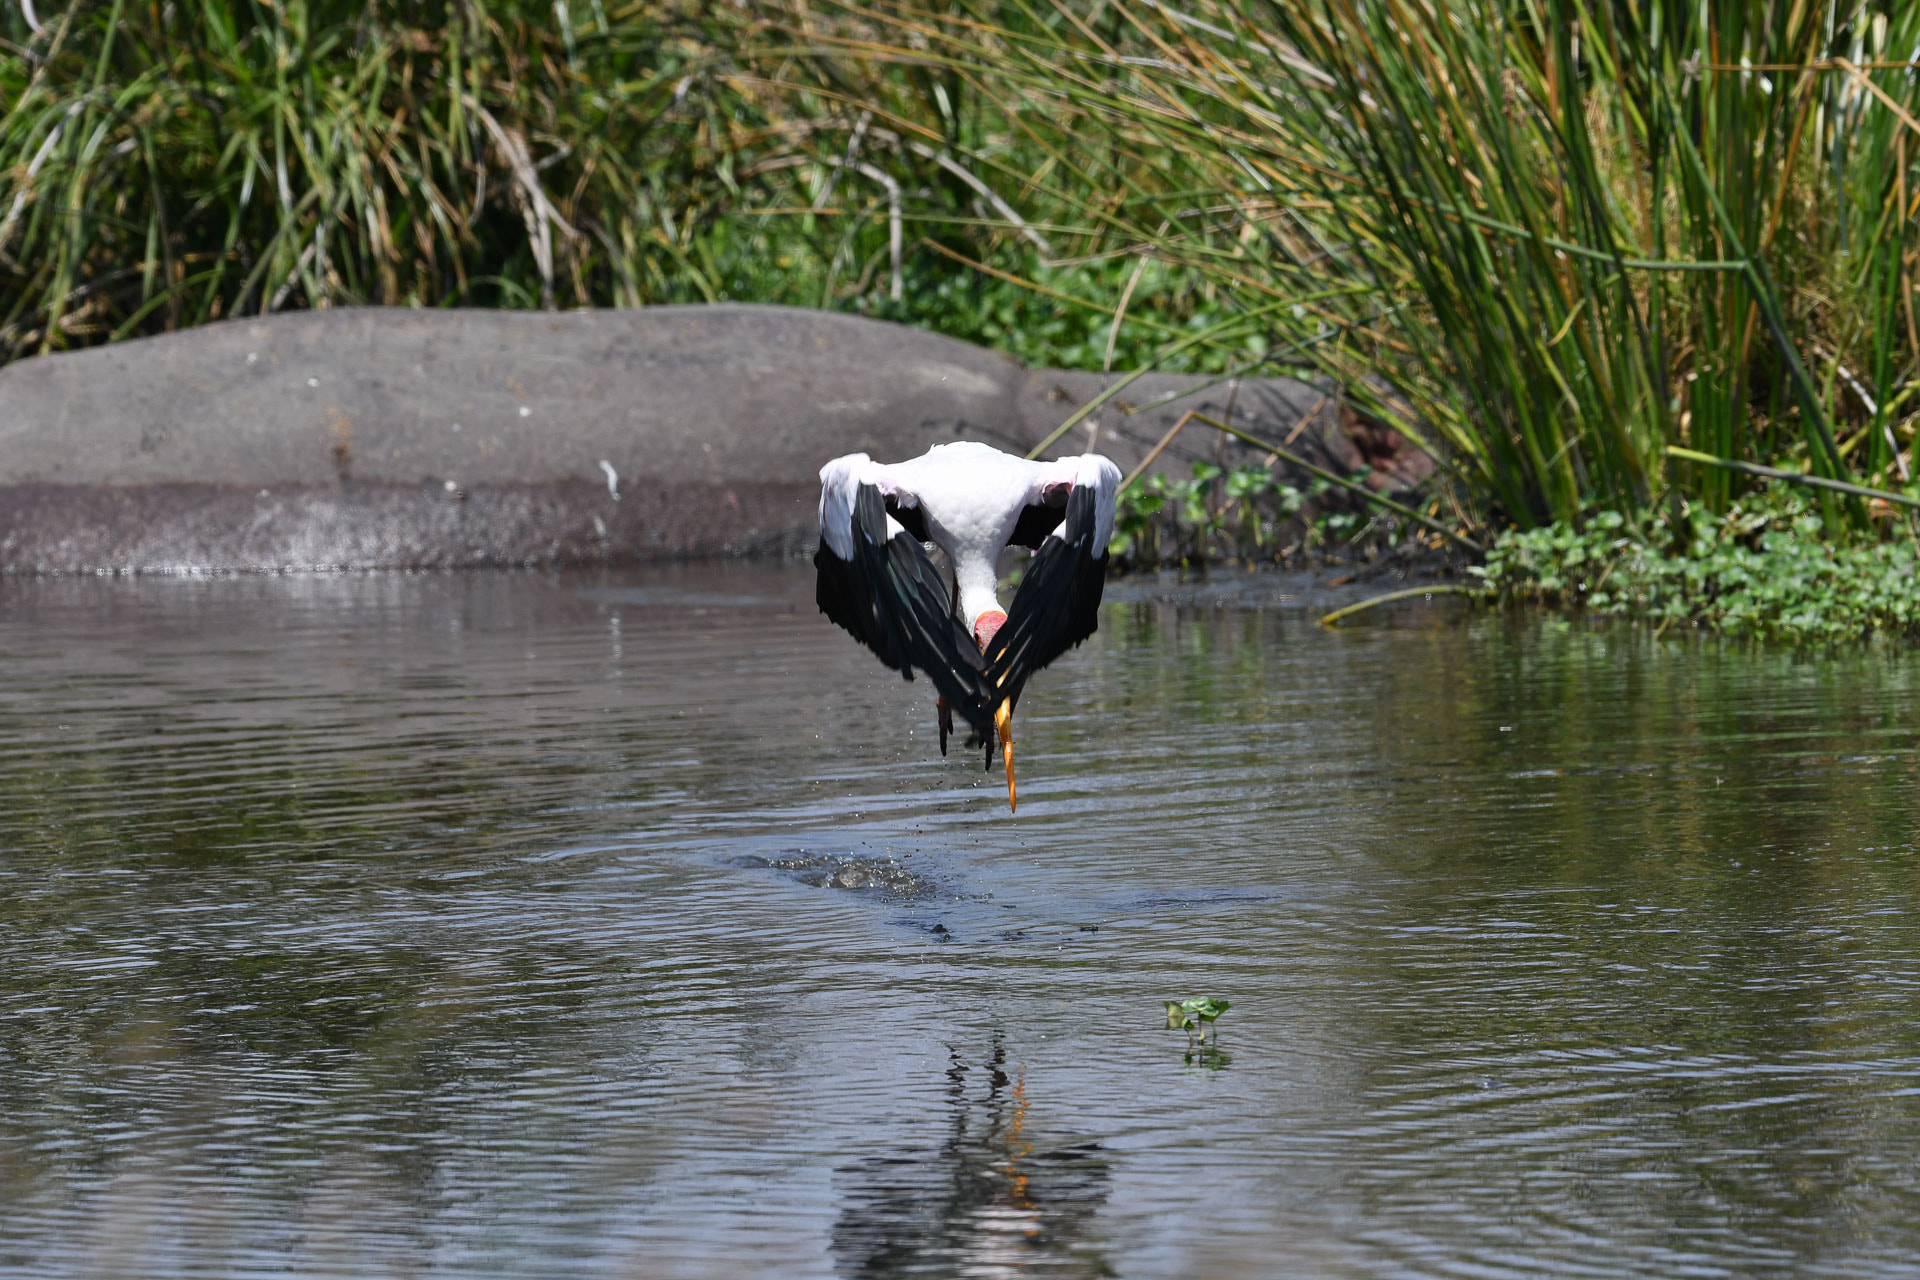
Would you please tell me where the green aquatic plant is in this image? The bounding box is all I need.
[1111,460,1328,568]
[1477,494,1920,644]
[1164,996,1230,1045]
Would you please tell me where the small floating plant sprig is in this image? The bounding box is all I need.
[1164,996,1230,1045]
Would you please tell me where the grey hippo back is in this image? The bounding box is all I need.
[0,304,1334,574]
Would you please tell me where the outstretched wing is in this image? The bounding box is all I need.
[985,455,1121,710]
[815,454,997,744]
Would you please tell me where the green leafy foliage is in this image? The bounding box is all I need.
[1109,457,1423,569]
[1165,996,1231,1043]
[1477,496,1920,643]
[1110,462,1317,567]
[1,0,770,352]
[864,260,1250,376]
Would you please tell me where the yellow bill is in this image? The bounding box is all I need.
[994,700,1015,813]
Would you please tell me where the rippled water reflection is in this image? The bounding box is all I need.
[2,564,1917,1278]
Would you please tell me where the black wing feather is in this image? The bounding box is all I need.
[1007,498,1066,549]
[816,483,997,743]
[885,494,930,542]
[983,483,1109,710]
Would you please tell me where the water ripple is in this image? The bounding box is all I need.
[2,566,1919,1277]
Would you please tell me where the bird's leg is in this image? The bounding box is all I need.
[995,701,1016,813]
[936,696,952,757]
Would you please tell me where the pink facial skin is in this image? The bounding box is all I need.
[972,610,1008,651]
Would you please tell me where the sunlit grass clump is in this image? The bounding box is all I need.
[0,0,1239,369]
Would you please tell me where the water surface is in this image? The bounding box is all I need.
[2,564,1917,1278]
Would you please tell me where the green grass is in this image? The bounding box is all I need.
[0,0,1246,372]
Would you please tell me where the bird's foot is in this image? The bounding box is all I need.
[936,697,952,757]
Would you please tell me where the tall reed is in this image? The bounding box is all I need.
[755,0,1920,529]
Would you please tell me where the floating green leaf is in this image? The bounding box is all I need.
[1164,996,1231,1041]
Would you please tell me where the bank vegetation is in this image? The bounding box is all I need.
[2,1,1918,635]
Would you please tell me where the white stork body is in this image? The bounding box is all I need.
[815,441,1122,811]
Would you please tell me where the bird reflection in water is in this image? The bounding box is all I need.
[832,1035,1113,1278]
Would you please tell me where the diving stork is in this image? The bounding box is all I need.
[814,440,1123,812]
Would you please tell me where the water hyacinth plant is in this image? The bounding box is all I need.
[1478,495,1920,642]
[1107,459,1408,568]
[1165,996,1230,1044]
